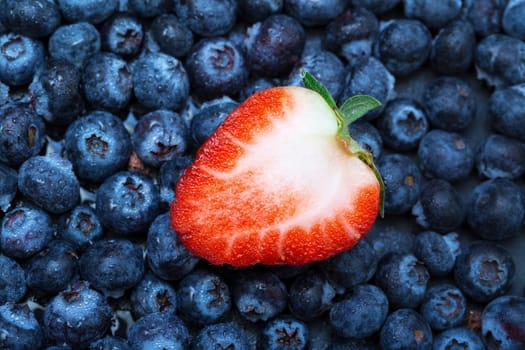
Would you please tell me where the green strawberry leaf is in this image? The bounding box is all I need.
[300,70,337,110]
[339,95,381,125]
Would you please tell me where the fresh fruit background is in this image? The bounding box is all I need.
[0,0,525,349]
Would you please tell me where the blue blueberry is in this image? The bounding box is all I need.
[48,22,101,69]
[476,133,525,179]
[238,0,283,23]
[191,96,239,147]
[233,271,287,322]
[56,0,118,24]
[25,239,79,297]
[379,308,432,350]
[192,322,250,350]
[284,0,347,27]
[461,0,503,37]
[420,283,467,331]
[0,254,26,304]
[374,252,430,309]
[58,204,103,251]
[364,222,416,260]
[18,155,80,214]
[268,263,311,280]
[0,303,43,349]
[80,238,145,298]
[329,283,389,338]
[373,19,432,77]
[130,272,178,319]
[433,327,485,350]
[0,80,8,104]
[481,295,525,350]
[64,111,132,183]
[101,14,143,57]
[89,335,130,350]
[453,240,515,303]
[288,270,336,321]
[349,0,401,14]
[413,231,460,277]
[186,37,249,101]
[260,316,309,350]
[246,14,305,78]
[412,179,465,233]
[131,109,189,168]
[0,0,61,38]
[502,0,525,40]
[0,33,44,86]
[238,77,277,101]
[404,0,463,29]
[417,129,474,182]
[489,83,525,142]
[327,337,377,350]
[148,14,192,58]
[466,178,525,241]
[0,162,17,213]
[179,0,237,37]
[376,153,422,215]
[146,212,200,281]
[127,312,190,350]
[131,52,189,111]
[422,76,476,131]
[431,20,476,75]
[159,155,193,205]
[375,98,429,151]
[0,205,53,259]
[348,121,383,160]
[128,0,170,18]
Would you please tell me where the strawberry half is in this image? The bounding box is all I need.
[170,71,384,266]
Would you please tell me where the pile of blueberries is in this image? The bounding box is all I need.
[1,0,525,349]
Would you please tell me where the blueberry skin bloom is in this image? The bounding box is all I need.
[466,178,525,241]
[431,20,476,75]
[183,0,237,37]
[43,281,112,348]
[192,322,250,350]
[462,0,503,37]
[420,283,467,331]
[329,284,389,339]
[128,312,189,349]
[433,327,485,350]
[489,83,525,142]
[481,295,525,350]
[0,33,45,86]
[0,0,61,38]
[475,133,525,179]
[132,52,189,111]
[56,0,118,24]
[186,37,249,101]
[65,111,132,183]
[0,255,26,304]
[260,316,309,350]
[0,303,43,350]
[288,270,336,321]
[80,238,145,298]
[413,231,460,277]
[48,22,101,69]
[502,0,525,40]
[149,14,193,58]
[284,0,347,27]
[101,14,144,57]
[404,0,463,29]
[130,273,178,319]
[379,308,433,350]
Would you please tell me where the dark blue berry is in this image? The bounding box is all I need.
[329,283,389,338]
[284,0,347,27]
[466,178,525,240]
[476,133,525,179]
[260,316,309,350]
[238,77,277,101]
[127,312,190,350]
[364,222,416,260]
[413,231,460,277]
[43,281,112,348]
[18,155,80,214]
[376,153,422,215]
[0,0,61,38]
[56,0,118,24]
[58,204,103,251]
[131,52,189,111]
[489,83,525,142]
[502,0,525,40]
[101,14,144,57]
[89,335,130,350]
[129,0,170,18]
[481,295,525,350]
[422,76,476,131]
[0,254,26,304]
[130,272,178,319]
[461,0,502,37]
[431,20,476,75]
[288,270,336,321]
[181,0,237,37]
[327,337,377,350]
[453,240,515,303]
[148,14,192,58]
[159,155,193,205]
[433,327,485,350]
[0,33,45,86]
[374,19,432,77]
[417,129,474,182]
[247,14,305,78]
[192,322,250,350]
[191,96,239,147]
[348,121,383,160]
[48,22,101,69]
[404,0,463,29]
[379,308,432,350]
[0,205,53,259]
[420,283,467,331]
[146,212,200,281]
[0,162,17,213]
[349,0,400,14]
[238,0,283,24]
[0,303,43,349]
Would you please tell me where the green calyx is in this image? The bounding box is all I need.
[301,70,385,217]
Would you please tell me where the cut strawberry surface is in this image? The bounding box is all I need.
[171,72,383,266]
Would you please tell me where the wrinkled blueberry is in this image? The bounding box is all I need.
[475,133,525,179]
[413,231,461,277]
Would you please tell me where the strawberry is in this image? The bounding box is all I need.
[170,71,384,267]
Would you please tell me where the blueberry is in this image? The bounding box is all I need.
[404,0,463,29]
[284,0,347,27]
[323,7,379,66]
[130,272,178,319]
[433,327,485,350]
[453,240,515,303]
[191,322,250,350]
[375,98,429,151]
[475,133,525,179]
[159,155,193,205]
[131,52,189,111]
[481,295,525,350]
[417,129,474,182]
[128,0,170,18]
[43,281,112,348]
[83,52,133,113]
[431,20,476,75]
[466,178,525,240]
[238,77,277,101]
[48,22,101,69]
[422,76,476,131]
[64,111,132,183]
[373,19,432,77]
[101,14,144,58]
[327,337,377,350]
[0,0,61,38]
[267,263,311,280]
[475,34,525,87]
[413,231,461,277]
[379,308,432,350]
[186,37,249,101]
[146,212,200,281]
[148,14,193,58]
[191,96,239,147]
[131,109,189,168]
[420,283,467,331]
[412,179,465,233]
[233,271,287,322]
[238,0,283,24]
[0,254,26,304]
[127,312,190,349]
[288,270,336,321]
[29,59,84,126]
[350,0,401,14]
[58,204,103,251]
[376,153,422,215]
[56,0,118,24]
[502,0,525,40]
[89,335,130,350]
[246,14,305,78]
[364,223,416,260]
[348,121,383,160]
[0,205,53,259]
[260,316,309,350]
[0,303,43,349]
[0,162,17,212]
[374,252,430,309]
[25,240,79,297]
[461,0,503,37]
[181,0,237,37]
[329,283,389,339]
[0,80,8,105]
[488,83,525,142]
[0,33,44,87]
